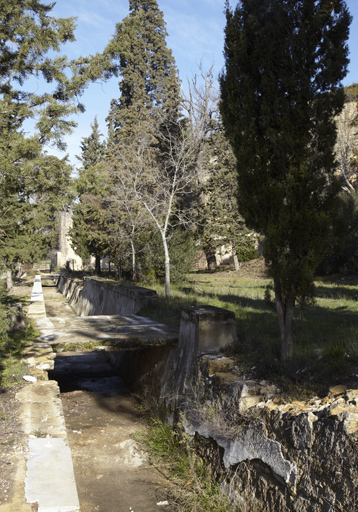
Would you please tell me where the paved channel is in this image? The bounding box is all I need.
[41,280,175,512]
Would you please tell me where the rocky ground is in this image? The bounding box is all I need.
[0,281,33,508]
[0,385,29,507]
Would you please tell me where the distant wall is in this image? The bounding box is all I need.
[52,212,82,271]
[57,274,157,316]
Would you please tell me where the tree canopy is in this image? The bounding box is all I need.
[220,0,351,359]
[104,0,186,295]
[0,0,108,285]
[105,0,181,141]
[70,118,111,273]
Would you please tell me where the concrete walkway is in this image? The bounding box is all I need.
[22,275,80,512]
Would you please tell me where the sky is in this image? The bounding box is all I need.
[34,0,358,168]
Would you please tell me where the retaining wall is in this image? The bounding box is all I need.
[57,274,157,316]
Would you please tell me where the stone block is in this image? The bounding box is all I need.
[181,305,236,353]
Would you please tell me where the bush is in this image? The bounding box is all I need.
[0,281,9,351]
[138,229,199,284]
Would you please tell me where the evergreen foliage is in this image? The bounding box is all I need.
[70,118,111,273]
[138,228,199,283]
[0,0,105,284]
[200,119,258,269]
[0,281,9,351]
[317,191,358,275]
[220,0,351,359]
[105,0,180,140]
[104,0,187,296]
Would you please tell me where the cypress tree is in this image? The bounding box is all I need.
[104,0,183,295]
[220,0,351,359]
[105,0,181,141]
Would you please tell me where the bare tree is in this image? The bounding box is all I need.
[109,120,198,296]
[107,175,149,278]
[181,63,220,184]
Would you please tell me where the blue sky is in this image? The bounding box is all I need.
[40,0,358,167]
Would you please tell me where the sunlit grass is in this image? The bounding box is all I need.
[0,304,40,391]
[140,269,358,395]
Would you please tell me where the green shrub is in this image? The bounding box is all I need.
[138,229,199,284]
[0,281,9,351]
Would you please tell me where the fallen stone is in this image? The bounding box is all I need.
[23,375,37,383]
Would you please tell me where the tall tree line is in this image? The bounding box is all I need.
[72,0,255,296]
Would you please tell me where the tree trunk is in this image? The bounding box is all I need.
[232,243,240,271]
[6,269,13,291]
[161,232,170,297]
[205,246,217,271]
[130,239,136,276]
[95,255,101,275]
[274,279,295,360]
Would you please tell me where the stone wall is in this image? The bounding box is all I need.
[184,358,358,512]
[106,318,358,511]
[57,274,157,316]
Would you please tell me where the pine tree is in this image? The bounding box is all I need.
[0,144,73,288]
[220,0,351,359]
[0,0,104,285]
[104,0,184,295]
[70,118,110,274]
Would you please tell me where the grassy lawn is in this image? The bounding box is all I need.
[140,261,358,398]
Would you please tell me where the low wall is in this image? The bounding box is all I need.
[105,309,358,511]
[188,365,358,512]
[106,305,237,421]
[57,274,157,316]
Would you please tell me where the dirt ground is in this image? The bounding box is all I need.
[0,281,33,507]
[51,351,174,511]
[0,384,29,506]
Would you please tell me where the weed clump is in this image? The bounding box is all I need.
[0,281,39,391]
[134,417,243,511]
